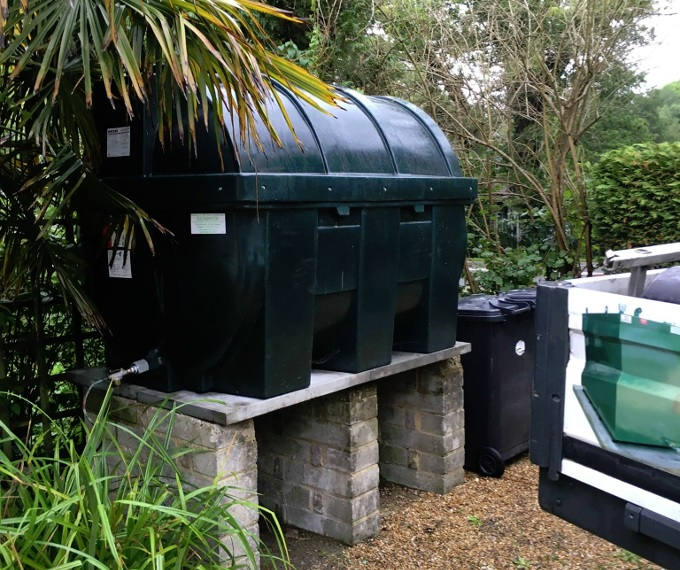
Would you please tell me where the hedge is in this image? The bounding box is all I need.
[589,142,680,252]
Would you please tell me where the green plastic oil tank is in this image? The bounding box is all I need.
[84,83,477,397]
[582,312,680,448]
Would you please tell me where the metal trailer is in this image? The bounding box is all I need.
[532,243,680,569]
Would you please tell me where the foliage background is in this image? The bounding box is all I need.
[590,142,680,253]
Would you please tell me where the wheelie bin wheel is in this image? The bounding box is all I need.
[478,447,505,477]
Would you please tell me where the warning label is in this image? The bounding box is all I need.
[108,250,132,279]
[107,126,131,158]
[190,213,227,235]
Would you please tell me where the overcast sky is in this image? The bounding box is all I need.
[632,6,680,90]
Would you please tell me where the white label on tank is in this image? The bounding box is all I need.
[515,340,526,356]
[671,325,680,335]
[190,213,226,235]
[107,249,132,278]
[106,126,131,157]
[621,313,632,324]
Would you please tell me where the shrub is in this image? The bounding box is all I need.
[0,384,290,569]
[589,142,680,253]
[467,245,543,294]
[466,229,573,294]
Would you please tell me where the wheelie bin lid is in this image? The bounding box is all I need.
[458,290,535,322]
[499,288,537,309]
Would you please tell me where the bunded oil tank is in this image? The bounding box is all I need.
[83,83,477,397]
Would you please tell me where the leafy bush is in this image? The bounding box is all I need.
[589,142,680,252]
[0,384,289,569]
[467,245,543,294]
[466,229,574,294]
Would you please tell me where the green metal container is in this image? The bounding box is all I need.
[582,312,680,448]
[86,84,476,397]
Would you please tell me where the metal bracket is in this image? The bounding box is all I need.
[624,503,680,550]
[604,243,680,296]
[627,267,647,297]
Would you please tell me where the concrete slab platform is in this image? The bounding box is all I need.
[68,343,470,425]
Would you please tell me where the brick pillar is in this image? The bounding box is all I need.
[87,393,259,564]
[378,357,465,493]
[256,385,380,545]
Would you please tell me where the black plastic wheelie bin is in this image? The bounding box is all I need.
[456,289,537,476]
[83,84,477,398]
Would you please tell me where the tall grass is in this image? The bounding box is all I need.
[0,382,290,569]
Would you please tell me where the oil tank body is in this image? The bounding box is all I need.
[85,84,477,397]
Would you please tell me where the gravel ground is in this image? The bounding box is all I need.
[271,455,662,569]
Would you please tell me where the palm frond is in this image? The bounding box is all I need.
[0,134,164,329]
[1,0,341,151]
